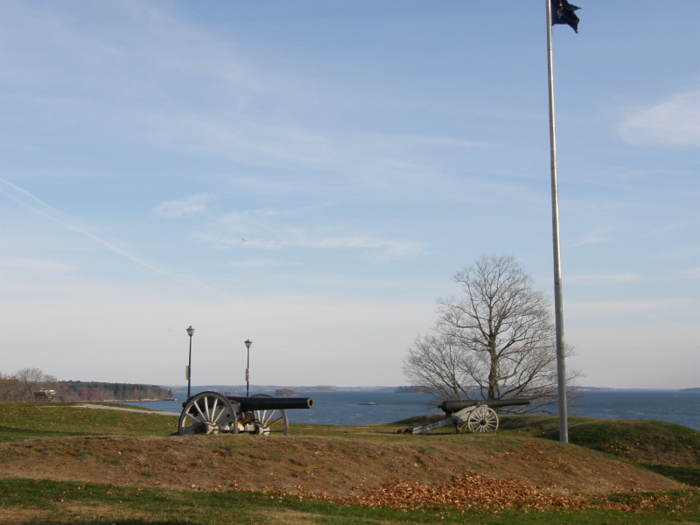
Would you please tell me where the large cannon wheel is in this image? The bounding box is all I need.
[467,406,499,433]
[248,394,289,436]
[178,391,238,435]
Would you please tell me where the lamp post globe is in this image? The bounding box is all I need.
[244,339,252,397]
[186,326,195,398]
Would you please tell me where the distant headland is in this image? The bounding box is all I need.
[393,386,435,394]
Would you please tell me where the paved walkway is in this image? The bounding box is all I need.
[79,404,180,417]
[39,403,180,417]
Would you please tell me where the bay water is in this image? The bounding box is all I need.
[122,388,700,431]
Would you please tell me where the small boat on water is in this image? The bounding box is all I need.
[360,402,378,406]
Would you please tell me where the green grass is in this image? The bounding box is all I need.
[550,419,698,455]
[1,478,699,524]
[500,415,700,455]
[640,464,700,488]
[500,414,700,488]
[0,403,176,442]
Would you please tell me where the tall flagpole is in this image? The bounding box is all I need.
[546,0,568,444]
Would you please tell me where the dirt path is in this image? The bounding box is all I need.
[0,434,682,497]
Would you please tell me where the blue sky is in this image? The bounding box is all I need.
[1,1,698,389]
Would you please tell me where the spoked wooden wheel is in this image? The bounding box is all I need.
[178,391,238,435]
[467,406,499,433]
[250,394,289,436]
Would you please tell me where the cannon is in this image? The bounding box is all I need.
[400,398,532,435]
[178,391,313,436]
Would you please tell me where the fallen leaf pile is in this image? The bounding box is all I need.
[332,473,686,513]
[339,473,582,511]
[222,473,688,514]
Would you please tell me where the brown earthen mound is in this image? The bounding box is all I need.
[0,434,681,497]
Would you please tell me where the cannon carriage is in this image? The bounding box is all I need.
[178,391,313,436]
[400,398,532,435]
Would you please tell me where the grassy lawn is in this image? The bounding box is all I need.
[0,403,176,442]
[501,414,700,457]
[499,414,700,487]
[1,478,699,524]
[1,403,698,524]
[640,464,700,488]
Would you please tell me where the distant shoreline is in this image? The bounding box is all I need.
[170,385,700,393]
[103,398,175,402]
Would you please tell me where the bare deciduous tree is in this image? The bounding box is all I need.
[15,368,56,402]
[404,254,580,412]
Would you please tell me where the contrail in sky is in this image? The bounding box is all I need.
[0,177,229,296]
[0,177,163,273]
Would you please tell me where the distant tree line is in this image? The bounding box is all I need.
[56,381,173,402]
[393,386,435,394]
[0,368,173,402]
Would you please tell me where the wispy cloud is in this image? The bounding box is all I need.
[153,194,215,218]
[190,206,423,262]
[0,177,163,273]
[651,246,700,260]
[228,259,301,269]
[193,230,422,262]
[0,258,75,272]
[673,267,700,280]
[620,91,700,148]
[142,111,493,195]
[650,222,690,234]
[568,298,689,316]
[0,177,229,296]
[0,2,512,204]
[267,236,422,263]
[567,274,644,285]
[568,228,611,248]
[218,209,288,233]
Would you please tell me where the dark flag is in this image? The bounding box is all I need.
[551,0,581,33]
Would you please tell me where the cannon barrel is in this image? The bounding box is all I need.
[438,398,532,414]
[226,395,314,412]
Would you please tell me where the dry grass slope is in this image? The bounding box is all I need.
[0,403,698,524]
[0,433,682,497]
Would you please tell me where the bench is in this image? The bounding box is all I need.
[33,390,55,402]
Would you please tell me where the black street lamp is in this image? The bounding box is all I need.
[186,326,195,398]
[244,339,252,397]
